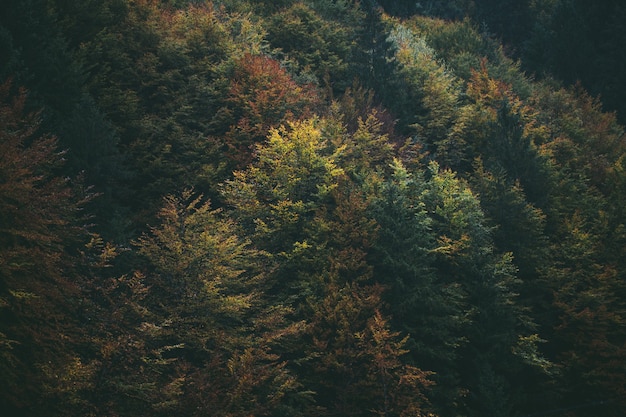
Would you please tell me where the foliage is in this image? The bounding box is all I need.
[1,1,625,416]
[85,190,305,416]
[219,53,321,169]
[264,2,354,94]
[0,81,91,416]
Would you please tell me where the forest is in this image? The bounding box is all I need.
[1,1,625,416]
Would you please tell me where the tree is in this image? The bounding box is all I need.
[0,0,124,239]
[0,81,91,416]
[90,190,305,416]
[265,2,354,94]
[74,1,239,229]
[519,77,626,416]
[525,0,626,124]
[222,118,344,305]
[422,162,553,416]
[545,210,626,416]
[219,53,320,169]
[304,283,435,417]
[0,0,83,117]
[369,159,465,415]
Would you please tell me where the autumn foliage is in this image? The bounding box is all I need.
[1,1,626,416]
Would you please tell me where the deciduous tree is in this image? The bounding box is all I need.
[0,81,90,416]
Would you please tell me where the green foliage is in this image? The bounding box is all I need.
[0,0,84,115]
[389,21,462,141]
[2,1,626,416]
[304,283,435,417]
[223,118,343,241]
[524,0,626,124]
[75,1,241,227]
[368,160,465,415]
[422,162,553,416]
[0,0,124,195]
[265,2,354,93]
[222,118,344,308]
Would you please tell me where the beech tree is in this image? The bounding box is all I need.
[93,190,305,416]
[221,118,344,306]
[219,53,321,169]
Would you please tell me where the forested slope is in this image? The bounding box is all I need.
[1,1,625,416]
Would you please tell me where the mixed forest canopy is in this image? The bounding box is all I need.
[1,1,625,416]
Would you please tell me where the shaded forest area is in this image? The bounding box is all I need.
[1,1,625,416]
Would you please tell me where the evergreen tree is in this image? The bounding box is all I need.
[264,2,353,94]
[423,162,552,416]
[369,159,466,415]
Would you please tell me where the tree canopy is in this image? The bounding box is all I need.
[1,1,625,416]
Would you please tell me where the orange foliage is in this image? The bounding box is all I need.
[223,53,321,168]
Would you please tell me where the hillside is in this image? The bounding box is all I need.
[1,1,625,416]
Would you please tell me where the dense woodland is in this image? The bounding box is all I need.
[1,1,626,416]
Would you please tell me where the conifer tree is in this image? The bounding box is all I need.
[369,159,466,415]
[265,2,353,94]
[422,162,552,416]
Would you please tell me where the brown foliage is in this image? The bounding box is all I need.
[0,80,89,414]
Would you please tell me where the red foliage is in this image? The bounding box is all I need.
[223,53,321,168]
